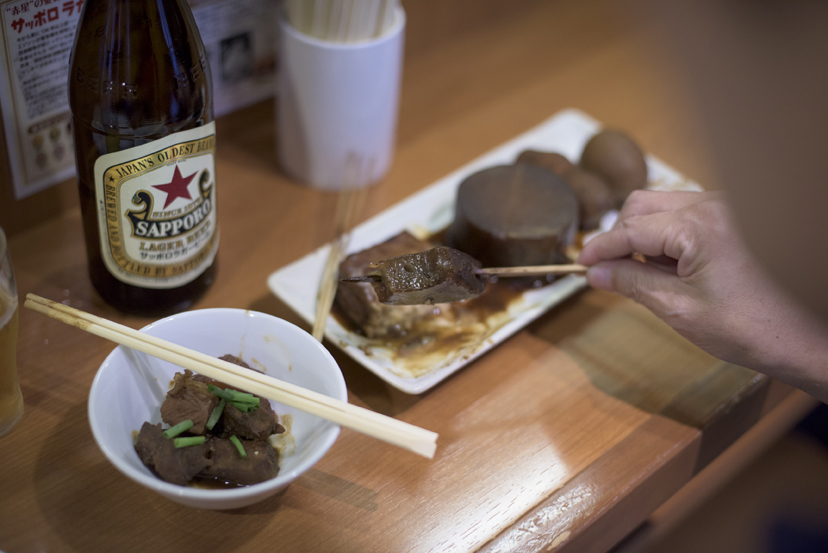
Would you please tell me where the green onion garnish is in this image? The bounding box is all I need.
[174,436,206,448]
[234,401,260,413]
[231,403,260,413]
[205,399,225,431]
[163,419,194,439]
[229,435,247,459]
[208,384,233,401]
[208,384,260,412]
[225,389,260,406]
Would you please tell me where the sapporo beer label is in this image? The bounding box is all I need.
[93,123,218,289]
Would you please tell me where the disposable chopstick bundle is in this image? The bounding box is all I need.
[286,0,399,43]
[24,294,437,459]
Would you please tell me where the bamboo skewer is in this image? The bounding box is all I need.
[341,263,589,284]
[476,264,588,277]
[24,293,438,459]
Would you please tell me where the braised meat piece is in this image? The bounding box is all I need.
[218,353,250,368]
[138,354,286,487]
[160,370,220,435]
[357,246,487,305]
[134,423,279,486]
[194,354,283,440]
[335,232,445,337]
[201,436,280,486]
[221,399,282,441]
[189,354,257,390]
[134,422,212,486]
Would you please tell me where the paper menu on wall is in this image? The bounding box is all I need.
[0,0,80,199]
[0,0,279,200]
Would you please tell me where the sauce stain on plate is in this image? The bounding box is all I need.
[333,281,526,378]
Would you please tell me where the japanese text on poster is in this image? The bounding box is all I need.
[0,0,279,200]
[0,0,82,199]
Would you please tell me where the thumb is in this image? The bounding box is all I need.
[587,259,692,320]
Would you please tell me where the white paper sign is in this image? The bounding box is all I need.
[0,0,278,200]
[0,0,80,199]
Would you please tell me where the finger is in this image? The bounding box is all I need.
[578,210,692,266]
[617,190,721,223]
[645,254,679,275]
[586,259,694,320]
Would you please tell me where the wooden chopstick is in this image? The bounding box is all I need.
[476,264,588,278]
[24,293,438,459]
[312,235,347,341]
[312,189,354,341]
[312,155,372,342]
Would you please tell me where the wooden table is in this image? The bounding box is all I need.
[0,1,818,552]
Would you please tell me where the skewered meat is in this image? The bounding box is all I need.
[346,246,487,306]
[336,232,443,338]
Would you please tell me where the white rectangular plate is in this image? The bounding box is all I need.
[267,109,701,394]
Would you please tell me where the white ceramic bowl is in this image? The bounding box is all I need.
[88,308,346,510]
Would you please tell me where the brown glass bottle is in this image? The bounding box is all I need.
[68,0,218,316]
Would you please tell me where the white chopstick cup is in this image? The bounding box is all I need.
[277,6,406,189]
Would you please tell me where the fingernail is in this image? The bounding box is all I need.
[587,265,612,290]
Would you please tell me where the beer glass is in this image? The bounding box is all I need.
[0,227,22,437]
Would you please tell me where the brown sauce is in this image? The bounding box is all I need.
[189,476,245,490]
[332,226,577,379]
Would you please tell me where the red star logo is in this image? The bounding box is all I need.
[153,166,196,209]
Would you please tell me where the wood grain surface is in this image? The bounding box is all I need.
[0,1,810,552]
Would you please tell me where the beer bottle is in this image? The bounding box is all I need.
[68,0,218,315]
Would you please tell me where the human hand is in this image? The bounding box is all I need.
[577,190,828,401]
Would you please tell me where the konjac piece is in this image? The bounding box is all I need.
[446,164,579,267]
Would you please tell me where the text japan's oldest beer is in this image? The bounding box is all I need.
[68,0,218,315]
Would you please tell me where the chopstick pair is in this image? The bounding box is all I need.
[24,293,438,459]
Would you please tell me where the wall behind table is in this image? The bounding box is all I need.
[0,0,543,237]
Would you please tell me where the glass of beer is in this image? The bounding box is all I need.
[0,227,22,437]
